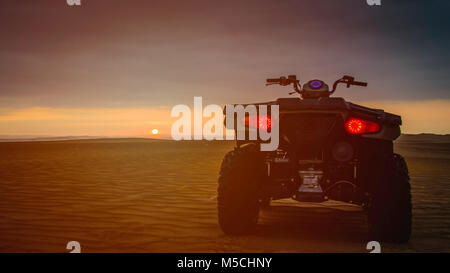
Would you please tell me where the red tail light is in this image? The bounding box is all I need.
[243,115,271,130]
[345,118,380,134]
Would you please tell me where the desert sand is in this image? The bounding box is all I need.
[0,135,449,252]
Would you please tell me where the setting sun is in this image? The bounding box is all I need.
[151,129,159,135]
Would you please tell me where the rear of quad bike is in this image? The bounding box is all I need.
[217,143,411,242]
[218,75,412,243]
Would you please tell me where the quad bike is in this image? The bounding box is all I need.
[218,75,412,243]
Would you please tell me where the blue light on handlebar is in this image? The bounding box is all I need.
[310,80,322,89]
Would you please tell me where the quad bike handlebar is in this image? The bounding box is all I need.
[351,81,368,87]
[266,74,367,98]
[266,78,282,83]
[266,75,299,86]
[330,75,367,94]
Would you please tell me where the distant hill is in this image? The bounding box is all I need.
[0,133,449,143]
[397,134,450,143]
[0,136,106,142]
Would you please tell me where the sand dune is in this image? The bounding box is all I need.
[0,138,449,252]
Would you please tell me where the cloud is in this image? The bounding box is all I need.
[1,0,449,109]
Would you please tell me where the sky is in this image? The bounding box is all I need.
[0,0,449,137]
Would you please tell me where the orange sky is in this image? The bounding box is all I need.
[0,99,448,138]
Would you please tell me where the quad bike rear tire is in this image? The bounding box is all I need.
[368,153,412,243]
[218,144,266,235]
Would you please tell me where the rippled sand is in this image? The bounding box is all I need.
[0,138,449,252]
